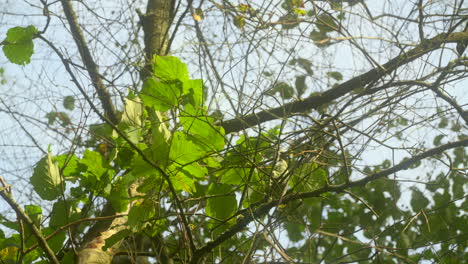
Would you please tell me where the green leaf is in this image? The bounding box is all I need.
[452,173,464,199]
[88,123,113,141]
[295,75,307,97]
[79,150,114,190]
[24,205,42,227]
[180,105,225,152]
[152,56,189,81]
[45,111,71,127]
[453,146,466,167]
[42,227,66,253]
[206,183,237,220]
[410,187,429,212]
[292,58,314,75]
[305,197,322,231]
[316,14,338,33]
[269,81,294,99]
[80,150,108,178]
[61,251,76,264]
[30,152,63,201]
[52,154,80,180]
[2,26,37,65]
[137,173,163,193]
[433,134,445,146]
[283,0,304,9]
[233,15,246,29]
[438,117,448,128]
[242,182,265,208]
[331,2,343,10]
[115,146,135,168]
[169,131,206,164]
[103,229,132,250]
[5,25,37,43]
[49,200,81,228]
[180,162,208,179]
[326,71,343,81]
[141,78,182,111]
[219,168,249,185]
[168,164,197,193]
[262,71,273,77]
[109,177,130,212]
[451,121,461,132]
[284,221,305,242]
[128,199,155,232]
[182,79,204,108]
[290,163,327,192]
[63,96,75,111]
[0,246,19,261]
[120,96,143,126]
[397,117,408,126]
[130,149,159,179]
[279,13,300,30]
[310,29,328,42]
[149,111,171,166]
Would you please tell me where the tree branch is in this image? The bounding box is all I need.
[220,31,468,133]
[59,0,119,124]
[190,137,468,263]
[0,178,60,264]
[40,35,192,259]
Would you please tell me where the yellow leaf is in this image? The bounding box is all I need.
[0,246,18,260]
[193,8,204,21]
[234,15,246,29]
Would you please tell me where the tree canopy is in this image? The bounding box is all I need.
[0,0,467,263]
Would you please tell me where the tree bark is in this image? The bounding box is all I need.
[140,0,174,81]
[57,0,175,263]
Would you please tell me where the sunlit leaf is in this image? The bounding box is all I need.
[182,78,204,108]
[293,8,306,16]
[24,205,42,227]
[121,95,143,127]
[30,152,63,201]
[141,77,182,111]
[2,25,37,65]
[169,131,206,164]
[152,56,189,82]
[180,105,225,152]
[193,8,204,21]
[52,154,80,180]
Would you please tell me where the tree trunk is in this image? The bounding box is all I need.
[71,0,175,263]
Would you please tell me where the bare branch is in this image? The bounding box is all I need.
[221,31,468,133]
[59,0,119,124]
